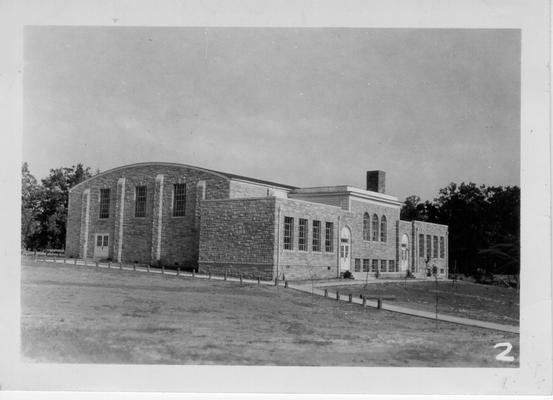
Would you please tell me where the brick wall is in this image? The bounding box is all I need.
[412,221,449,277]
[65,163,231,266]
[229,180,289,199]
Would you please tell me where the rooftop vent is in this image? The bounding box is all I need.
[366,171,386,193]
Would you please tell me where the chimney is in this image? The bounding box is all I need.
[366,170,386,193]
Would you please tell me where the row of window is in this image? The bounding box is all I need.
[283,217,334,253]
[418,234,446,259]
[354,258,398,273]
[97,183,187,219]
[362,213,387,242]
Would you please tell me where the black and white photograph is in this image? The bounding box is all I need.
[1,0,551,397]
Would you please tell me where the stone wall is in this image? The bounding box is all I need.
[198,197,276,280]
[412,220,449,277]
[275,197,352,280]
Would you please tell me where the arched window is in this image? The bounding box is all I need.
[371,214,379,241]
[380,215,387,242]
[363,213,370,241]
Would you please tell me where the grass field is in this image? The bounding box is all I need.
[322,279,519,325]
[21,258,519,366]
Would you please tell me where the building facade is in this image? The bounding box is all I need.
[65,162,448,280]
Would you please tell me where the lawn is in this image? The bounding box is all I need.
[21,258,519,366]
[321,279,519,325]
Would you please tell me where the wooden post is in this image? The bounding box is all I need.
[176,267,180,276]
[239,274,243,284]
[192,269,195,278]
[284,281,288,288]
[224,271,227,281]
[108,261,111,268]
[95,261,99,268]
[74,259,77,265]
[119,262,123,270]
[208,271,211,280]
[336,291,340,300]
[34,250,37,261]
[147,265,150,272]
[133,263,136,271]
[348,293,352,303]
[162,266,165,274]
[324,289,328,298]
[274,277,278,286]
[53,255,57,263]
[257,276,260,285]
[377,298,382,309]
[63,258,66,264]
[362,295,367,307]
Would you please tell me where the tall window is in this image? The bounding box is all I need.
[380,259,387,272]
[419,234,424,258]
[426,234,432,259]
[380,215,387,242]
[372,214,379,241]
[298,218,308,251]
[325,222,334,252]
[371,259,378,272]
[389,260,396,272]
[99,188,110,219]
[363,213,370,241]
[135,186,147,217]
[440,236,445,258]
[354,259,361,272]
[312,220,321,252]
[433,236,439,258]
[363,259,370,272]
[173,183,187,217]
[284,216,294,250]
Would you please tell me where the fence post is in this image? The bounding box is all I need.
[74,259,77,265]
[53,255,56,263]
[63,258,66,264]
[336,291,340,300]
[239,274,243,284]
[284,281,288,288]
[324,289,328,298]
[377,298,382,309]
[95,261,99,268]
[119,262,123,271]
[108,261,111,268]
[176,267,180,276]
[147,264,150,272]
[162,266,165,274]
[362,295,367,307]
[257,276,260,285]
[348,294,352,303]
[224,271,227,281]
[34,250,37,261]
[274,277,278,286]
[208,271,212,280]
[133,263,136,271]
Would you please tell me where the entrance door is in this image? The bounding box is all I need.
[94,233,109,259]
[400,234,409,271]
[340,227,351,271]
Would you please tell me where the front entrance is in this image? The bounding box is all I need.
[94,233,109,259]
[340,226,351,271]
[400,233,409,271]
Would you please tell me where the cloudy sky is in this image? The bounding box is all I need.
[23,27,520,200]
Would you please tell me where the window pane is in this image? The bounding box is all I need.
[380,259,387,272]
[312,220,321,252]
[372,214,379,241]
[99,189,110,218]
[440,236,445,258]
[284,216,294,250]
[389,260,396,272]
[372,259,378,272]
[363,213,370,241]
[103,235,109,246]
[135,186,147,217]
[426,234,431,259]
[96,235,102,246]
[433,236,438,258]
[173,183,186,217]
[354,258,361,272]
[325,222,334,252]
[380,216,387,242]
[298,218,307,251]
[363,259,370,272]
[419,234,424,258]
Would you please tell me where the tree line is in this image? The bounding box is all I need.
[21,162,96,251]
[401,182,520,277]
[21,163,519,278]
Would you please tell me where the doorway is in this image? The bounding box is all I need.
[94,233,109,259]
[340,226,351,271]
[400,233,409,271]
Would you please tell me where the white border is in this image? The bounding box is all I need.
[0,0,550,396]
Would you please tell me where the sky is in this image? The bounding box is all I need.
[23,27,520,201]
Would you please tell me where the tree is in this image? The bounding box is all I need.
[21,163,42,249]
[22,163,95,250]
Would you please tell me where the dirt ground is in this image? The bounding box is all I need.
[21,259,519,366]
[322,279,519,325]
